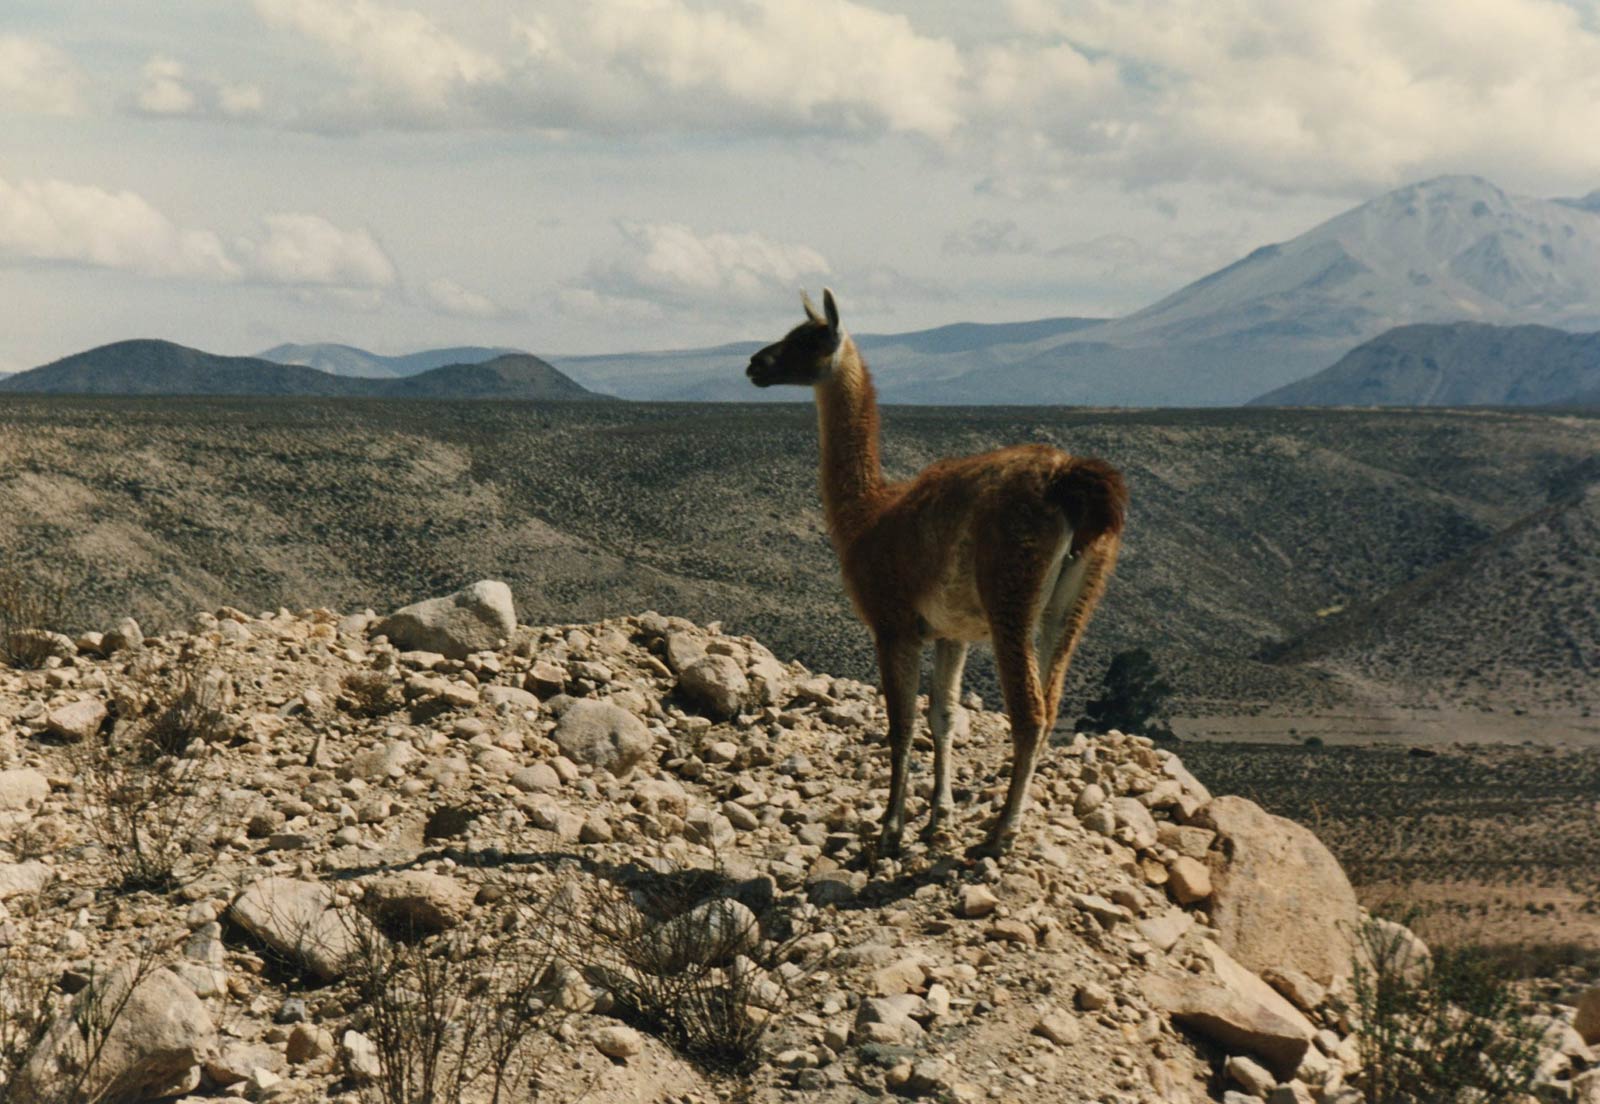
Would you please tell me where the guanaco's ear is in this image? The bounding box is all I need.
[822,287,840,334]
[800,289,824,325]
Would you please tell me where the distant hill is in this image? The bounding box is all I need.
[383,354,606,400]
[553,175,1600,406]
[257,343,525,379]
[549,316,1105,402]
[1251,323,1600,406]
[1266,483,1600,708]
[0,340,606,401]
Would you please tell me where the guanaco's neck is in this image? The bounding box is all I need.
[814,336,885,542]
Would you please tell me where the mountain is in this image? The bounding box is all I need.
[1251,322,1600,406]
[383,354,607,400]
[0,340,370,396]
[548,316,1106,402]
[256,343,525,378]
[0,340,606,400]
[551,176,1600,406]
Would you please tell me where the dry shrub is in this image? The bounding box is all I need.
[74,740,231,895]
[0,946,57,1101]
[543,866,818,1073]
[0,559,68,670]
[340,670,402,718]
[344,901,568,1104]
[0,943,166,1104]
[1352,916,1545,1104]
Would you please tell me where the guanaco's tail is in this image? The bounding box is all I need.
[1051,457,1127,554]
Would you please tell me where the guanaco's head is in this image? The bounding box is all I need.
[747,288,843,388]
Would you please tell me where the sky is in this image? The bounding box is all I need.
[3,0,1600,373]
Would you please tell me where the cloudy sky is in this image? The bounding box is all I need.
[4,0,1600,373]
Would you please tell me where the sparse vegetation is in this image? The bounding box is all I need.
[1076,647,1176,741]
[1351,917,1545,1104]
[0,945,167,1104]
[345,903,567,1104]
[544,868,816,1074]
[74,658,234,893]
[0,398,1592,715]
[340,669,402,718]
[0,558,67,670]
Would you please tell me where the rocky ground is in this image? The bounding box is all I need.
[1,581,1596,1104]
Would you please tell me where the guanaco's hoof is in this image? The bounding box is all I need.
[966,833,1015,860]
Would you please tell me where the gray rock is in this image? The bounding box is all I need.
[594,1024,644,1059]
[46,697,106,741]
[0,862,52,900]
[1112,796,1159,849]
[854,995,926,1045]
[0,768,48,828]
[1226,1053,1277,1095]
[342,1030,381,1082]
[677,654,750,719]
[363,872,475,934]
[552,699,652,777]
[1145,940,1316,1079]
[1073,782,1107,817]
[229,877,367,981]
[16,965,214,1104]
[482,684,539,712]
[640,898,759,974]
[372,580,516,660]
[1194,796,1360,988]
[102,617,144,654]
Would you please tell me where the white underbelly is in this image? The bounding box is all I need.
[919,586,990,641]
[917,536,990,641]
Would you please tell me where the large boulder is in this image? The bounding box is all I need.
[15,965,215,1104]
[1577,986,1600,1046]
[372,581,516,660]
[1145,940,1317,1079]
[1194,796,1360,988]
[677,655,749,719]
[0,768,49,830]
[550,699,652,777]
[46,697,107,742]
[229,877,367,981]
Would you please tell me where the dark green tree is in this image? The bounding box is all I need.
[1076,647,1176,741]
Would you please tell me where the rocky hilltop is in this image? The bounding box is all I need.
[2,582,1596,1104]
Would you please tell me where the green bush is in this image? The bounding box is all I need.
[1076,647,1176,741]
[1351,917,1545,1104]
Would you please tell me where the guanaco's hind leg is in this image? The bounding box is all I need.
[1040,536,1120,730]
[875,634,923,857]
[922,638,968,840]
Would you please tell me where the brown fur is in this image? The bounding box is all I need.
[748,291,1125,855]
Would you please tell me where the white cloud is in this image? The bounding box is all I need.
[582,221,830,310]
[0,35,85,116]
[0,174,396,295]
[421,276,512,318]
[253,0,501,123]
[237,213,396,287]
[252,0,965,137]
[1004,0,1600,190]
[131,55,266,120]
[0,174,238,279]
[218,84,266,117]
[515,0,967,139]
[135,57,199,115]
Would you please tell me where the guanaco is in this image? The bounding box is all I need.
[747,289,1126,856]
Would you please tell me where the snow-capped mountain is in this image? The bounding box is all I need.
[555,176,1600,406]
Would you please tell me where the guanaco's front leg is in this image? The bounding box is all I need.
[875,634,923,857]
